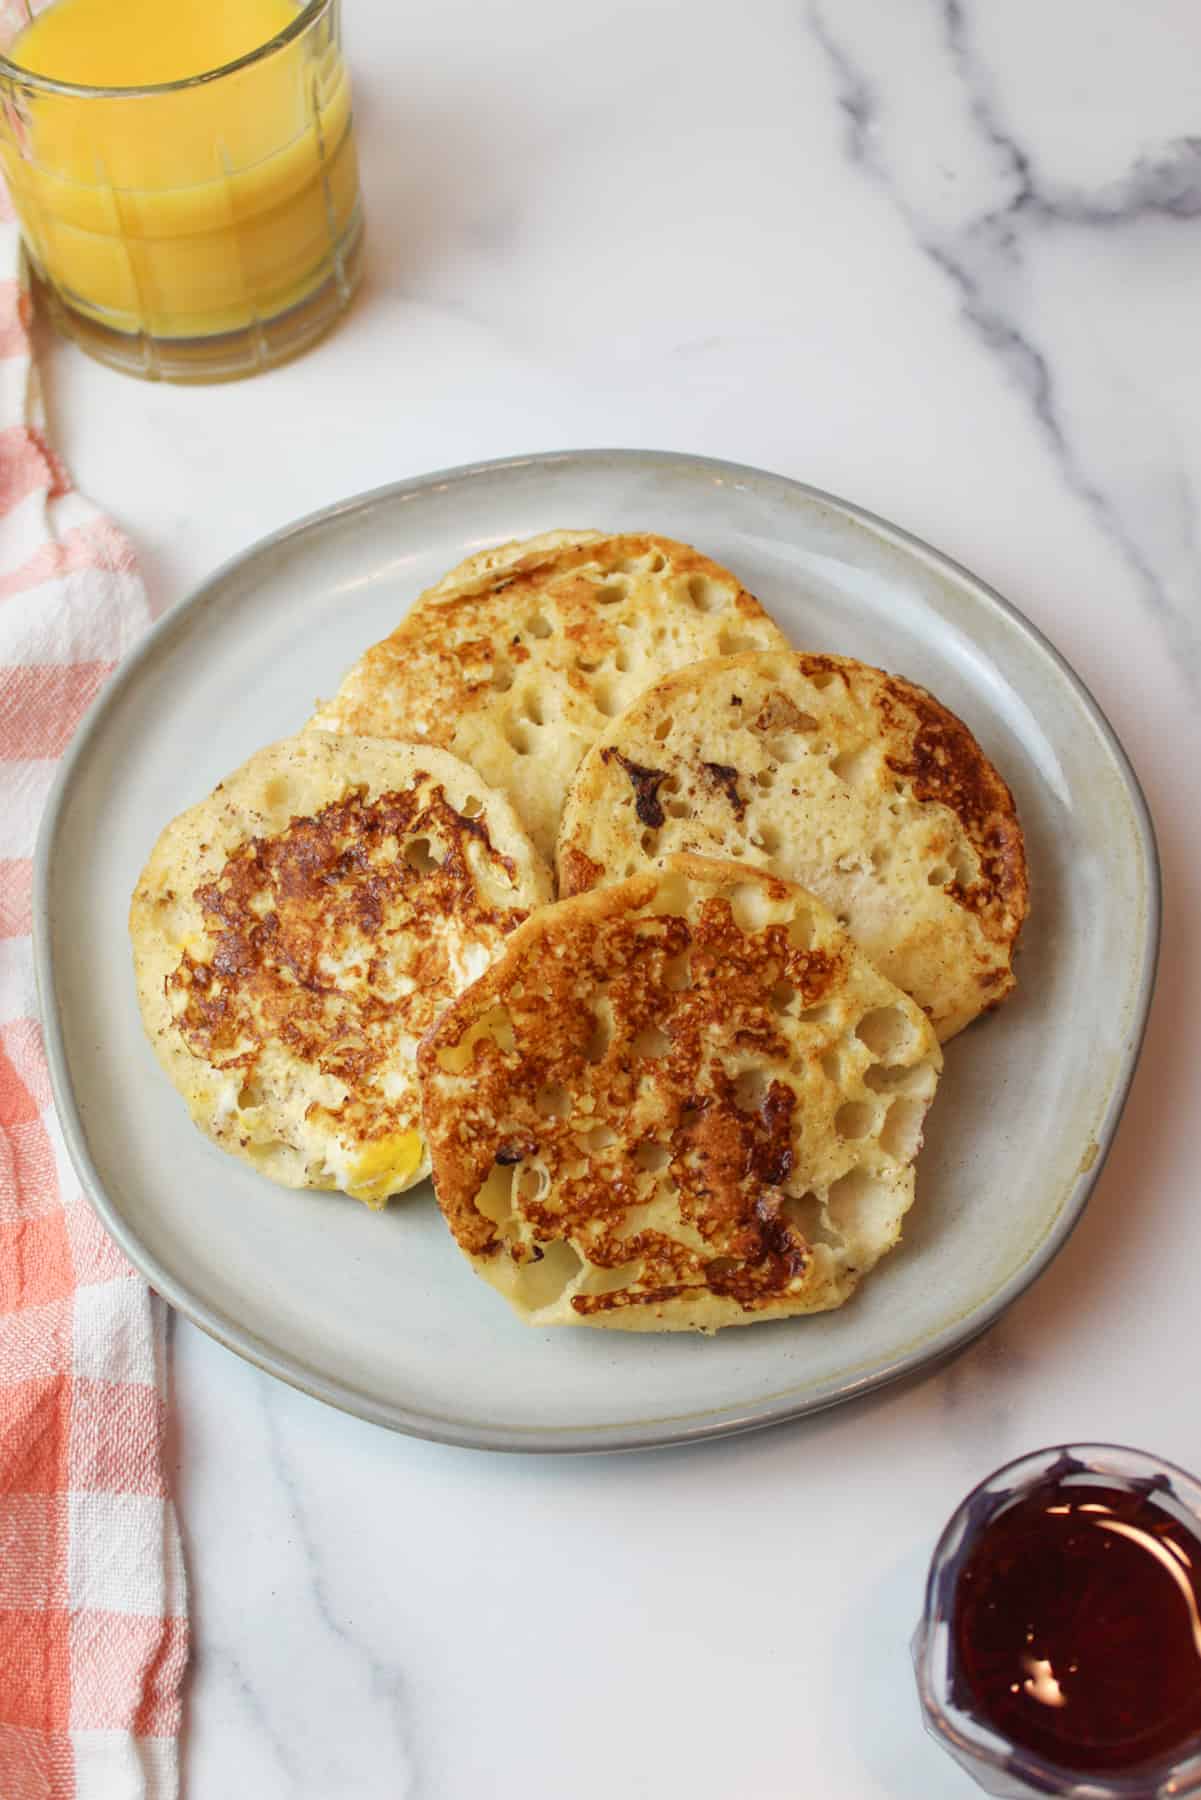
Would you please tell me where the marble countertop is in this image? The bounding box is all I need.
[43,0,1200,1793]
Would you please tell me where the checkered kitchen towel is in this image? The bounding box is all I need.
[0,204,188,1798]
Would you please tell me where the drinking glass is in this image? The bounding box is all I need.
[0,0,363,381]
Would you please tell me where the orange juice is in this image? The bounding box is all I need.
[0,0,362,376]
[8,0,302,86]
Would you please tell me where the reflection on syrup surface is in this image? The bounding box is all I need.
[953,1478,1201,1772]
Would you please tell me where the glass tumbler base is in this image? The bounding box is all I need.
[31,209,364,385]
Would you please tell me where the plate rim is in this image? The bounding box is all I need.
[33,447,1163,1454]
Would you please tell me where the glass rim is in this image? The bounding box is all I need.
[0,0,328,99]
[930,1443,1201,1553]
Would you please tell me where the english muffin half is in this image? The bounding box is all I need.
[310,531,790,861]
[419,855,942,1331]
[130,733,551,1204]
[556,652,1028,1040]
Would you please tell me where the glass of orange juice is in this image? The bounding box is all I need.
[0,0,363,381]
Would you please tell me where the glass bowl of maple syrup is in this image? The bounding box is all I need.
[913,1445,1201,1799]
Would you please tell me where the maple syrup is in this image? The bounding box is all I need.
[952,1472,1201,1774]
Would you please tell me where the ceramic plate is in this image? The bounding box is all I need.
[35,451,1159,1452]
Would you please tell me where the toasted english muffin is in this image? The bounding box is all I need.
[130,733,551,1205]
[310,532,790,861]
[556,652,1028,1040]
[418,855,942,1331]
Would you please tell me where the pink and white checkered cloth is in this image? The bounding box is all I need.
[0,203,188,1798]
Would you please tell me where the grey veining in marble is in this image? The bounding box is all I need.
[808,0,1200,690]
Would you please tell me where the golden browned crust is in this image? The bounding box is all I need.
[869,664,1028,957]
[130,733,552,1201]
[418,855,942,1331]
[310,533,790,860]
[168,785,527,1154]
[555,652,1029,1039]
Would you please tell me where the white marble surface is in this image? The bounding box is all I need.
[40,0,1201,1793]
